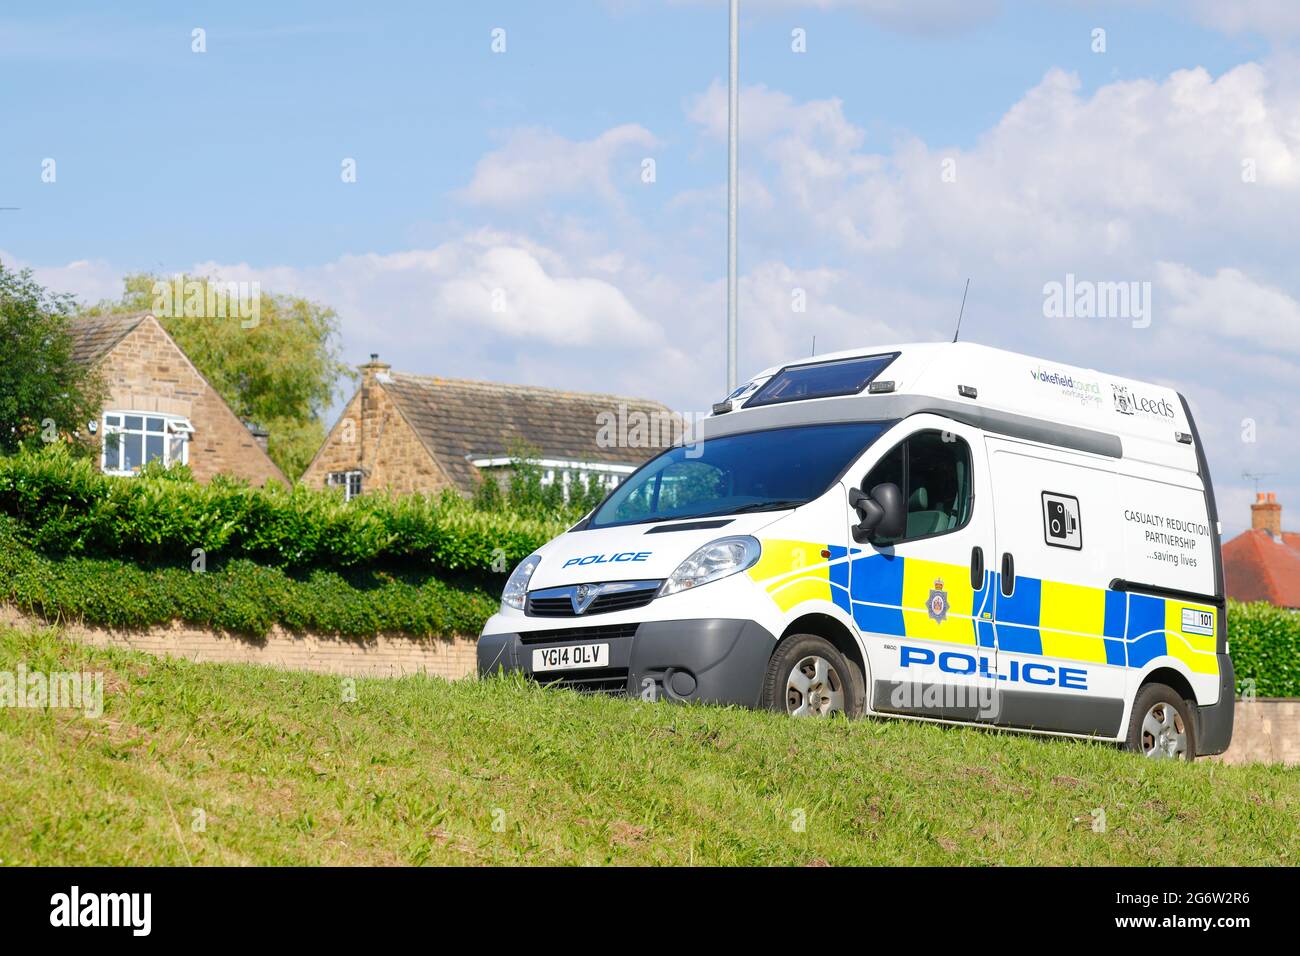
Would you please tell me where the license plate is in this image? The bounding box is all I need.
[532,643,609,672]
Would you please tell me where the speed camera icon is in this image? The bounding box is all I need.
[1041,492,1082,550]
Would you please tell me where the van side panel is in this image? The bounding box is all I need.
[984,439,1129,736]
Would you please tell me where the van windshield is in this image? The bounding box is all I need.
[588,421,894,528]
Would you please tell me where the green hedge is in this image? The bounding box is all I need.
[1228,600,1300,698]
[0,447,566,574]
[0,515,496,638]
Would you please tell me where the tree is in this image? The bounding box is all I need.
[84,273,354,480]
[0,260,105,455]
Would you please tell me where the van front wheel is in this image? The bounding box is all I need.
[763,635,861,718]
[1125,683,1196,761]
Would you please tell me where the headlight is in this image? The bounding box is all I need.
[501,554,541,610]
[658,536,761,598]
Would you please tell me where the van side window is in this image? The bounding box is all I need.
[862,430,973,545]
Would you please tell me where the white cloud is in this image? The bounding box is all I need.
[1188,0,1300,37]
[193,231,659,349]
[687,81,865,155]
[0,250,122,305]
[458,124,659,207]
[697,65,1300,269]
[1159,261,1300,353]
[434,245,658,346]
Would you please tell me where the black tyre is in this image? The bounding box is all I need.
[1125,682,1196,761]
[762,634,861,718]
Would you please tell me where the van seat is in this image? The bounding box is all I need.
[906,510,950,537]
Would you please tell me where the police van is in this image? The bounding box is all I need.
[477,343,1234,761]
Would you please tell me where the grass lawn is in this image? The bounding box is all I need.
[0,624,1296,865]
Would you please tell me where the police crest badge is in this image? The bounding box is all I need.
[927,579,949,624]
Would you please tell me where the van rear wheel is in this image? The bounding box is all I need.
[1125,683,1196,761]
[763,635,860,718]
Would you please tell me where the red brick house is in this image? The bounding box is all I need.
[68,312,286,485]
[300,355,679,500]
[1223,492,1300,609]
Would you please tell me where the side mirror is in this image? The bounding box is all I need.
[850,481,905,543]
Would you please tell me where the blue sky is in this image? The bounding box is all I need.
[3,1,1300,533]
[1,1,1266,265]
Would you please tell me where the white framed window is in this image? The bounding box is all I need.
[101,412,193,476]
[327,470,364,502]
[469,457,635,491]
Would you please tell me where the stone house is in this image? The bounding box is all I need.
[67,312,286,484]
[299,355,679,500]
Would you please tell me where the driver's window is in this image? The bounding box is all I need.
[862,430,972,545]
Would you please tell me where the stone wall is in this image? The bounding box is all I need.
[1213,699,1300,766]
[1,606,476,680]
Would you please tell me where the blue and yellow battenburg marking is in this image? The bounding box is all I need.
[747,540,1218,674]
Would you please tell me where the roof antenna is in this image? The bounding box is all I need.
[952,278,970,343]
[810,334,816,356]
[1242,471,1276,495]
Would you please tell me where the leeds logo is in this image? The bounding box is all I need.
[1112,384,1135,416]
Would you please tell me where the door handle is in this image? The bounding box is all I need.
[970,546,984,590]
[1000,552,1015,597]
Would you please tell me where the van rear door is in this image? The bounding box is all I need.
[984,437,1128,738]
[1111,463,1222,706]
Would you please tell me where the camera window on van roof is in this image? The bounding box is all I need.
[746,352,899,408]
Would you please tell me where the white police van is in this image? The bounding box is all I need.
[478,343,1234,760]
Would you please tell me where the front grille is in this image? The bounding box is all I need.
[527,595,577,616]
[588,589,657,614]
[531,667,630,695]
[518,623,638,645]
[526,581,660,617]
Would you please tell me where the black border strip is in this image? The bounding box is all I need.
[1109,578,1224,607]
[1176,392,1228,655]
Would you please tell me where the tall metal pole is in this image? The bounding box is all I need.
[726,0,739,392]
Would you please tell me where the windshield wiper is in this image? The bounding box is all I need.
[707,499,807,516]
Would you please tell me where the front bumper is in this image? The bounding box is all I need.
[477,617,777,707]
[1193,653,1235,756]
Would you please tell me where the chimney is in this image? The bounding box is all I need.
[360,352,391,384]
[1251,492,1282,536]
[244,422,270,453]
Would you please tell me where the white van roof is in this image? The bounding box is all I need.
[700,342,1201,474]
